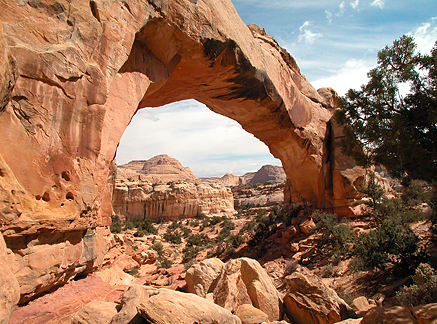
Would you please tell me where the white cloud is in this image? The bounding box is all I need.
[409,18,437,54]
[350,0,359,10]
[325,10,333,24]
[311,59,373,95]
[338,1,346,15]
[116,100,281,177]
[298,21,323,45]
[371,0,386,9]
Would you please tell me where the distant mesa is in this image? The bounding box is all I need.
[118,154,196,183]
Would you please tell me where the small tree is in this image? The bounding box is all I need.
[336,35,437,183]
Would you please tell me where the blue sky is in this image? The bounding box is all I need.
[116,0,437,178]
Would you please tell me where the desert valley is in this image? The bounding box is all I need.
[0,0,436,323]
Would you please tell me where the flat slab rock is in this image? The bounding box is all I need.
[9,275,121,324]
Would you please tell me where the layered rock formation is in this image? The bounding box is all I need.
[113,179,235,220]
[0,0,364,314]
[114,155,236,220]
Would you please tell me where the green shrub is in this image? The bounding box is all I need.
[158,256,173,269]
[186,233,210,247]
[152,242,164,257]
[395,263,437,306]
[353,213,426,272]
[162,229,182,244]
[182,246,201,263]
[110,214,122,233]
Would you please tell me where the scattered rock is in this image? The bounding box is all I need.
[360,303,437,324]
[350,296,375,317]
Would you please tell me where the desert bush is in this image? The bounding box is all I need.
[162,229,182,244]
[157,256,172,269]
[353,212,427,272]
[152,242,164,257]
[312,211,355,254]
[182,227,192,238]
[186,233,211,247]
[110,214,122,234]
[395,263,437,306]
[359,171,385,208]
[182,246,201,263]
[402,180,430,206]
[281,204,304,226]
[227,233,245,248]
[248,212,276,246]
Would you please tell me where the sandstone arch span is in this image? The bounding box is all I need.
[0,0,364,303]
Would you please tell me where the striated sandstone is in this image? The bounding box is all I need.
[113,179,235,221]
[0,0,363,306]
[71,298,118,324]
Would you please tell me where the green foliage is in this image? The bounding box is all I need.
[162,228,182,244]
[281,204,304,226]
[353,206,427,272]
[395,263,437,306]
[110,214,122,234]
[128,267,140,277]
[248,211,276,246]
[152,242,164,257]
[182,246,201,263]
[133,216,157,236]
[312,211,355,255]
[186,233,211,247]
[157,256,172,269]
[359,172,385,208]
[336,35,437,183]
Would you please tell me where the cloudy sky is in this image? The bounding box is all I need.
[116,0,437,178]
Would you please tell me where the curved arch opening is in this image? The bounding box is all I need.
[116,99,282,178]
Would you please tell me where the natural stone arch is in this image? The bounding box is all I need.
[0,0,364,304]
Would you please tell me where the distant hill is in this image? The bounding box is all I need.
[247,165,286,184]
[118,154,196,183]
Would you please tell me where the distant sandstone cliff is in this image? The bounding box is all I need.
[113,155,235,220]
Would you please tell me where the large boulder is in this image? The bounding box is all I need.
[110,285,241,324]
[186,257,283,321]
[185,257,224,298]
[71,298,118,324]
[283,265,356,324]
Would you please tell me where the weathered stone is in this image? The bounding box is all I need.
[283,266,356,324]
[0,232,19,324]
[186,257,224,298]
[71,298,118,324]
[111,285,241,324]
[361,304,437,324]
[350,296,374,317]
[249,165,287,184]
[187,257,283,321]
[235,304,270,324]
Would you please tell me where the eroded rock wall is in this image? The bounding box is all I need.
[0,0,361,310]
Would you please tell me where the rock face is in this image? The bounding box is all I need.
[186,257,284,321]
[0,0,362,306]
[0,233,19,324]
[283,265,355,324]
[113,179,235,221]
[248,165,287,184]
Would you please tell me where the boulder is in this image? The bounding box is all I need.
[187,257,283,321]
[350,296,374,317]
[283,266,356,324]
[235,304,270,324]
[111,285,241,324]
[185,258,224,298]
[71,298,118,324]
